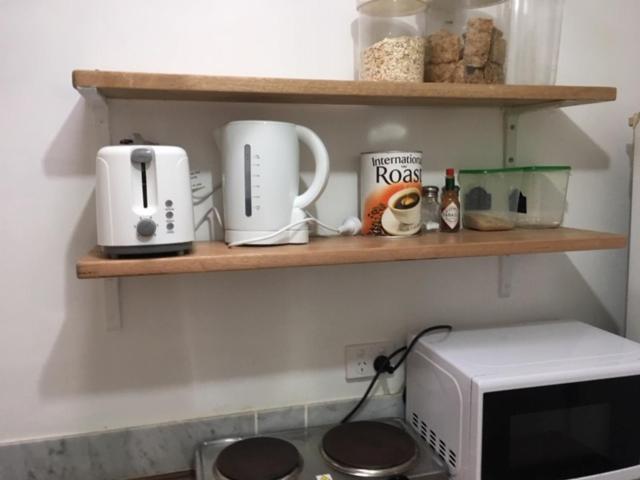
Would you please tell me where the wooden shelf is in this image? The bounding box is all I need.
[73,70,620,281]
[76,228,626,279]
[73,70,616,108]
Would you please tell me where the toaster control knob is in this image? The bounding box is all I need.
[136,219,156,237]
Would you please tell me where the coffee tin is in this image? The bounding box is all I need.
[360,151,423,236]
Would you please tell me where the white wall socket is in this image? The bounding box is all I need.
[345,341,394,381]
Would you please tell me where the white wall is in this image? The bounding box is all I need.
[0,0,637,443]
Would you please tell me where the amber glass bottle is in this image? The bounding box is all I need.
[440,168,460,232]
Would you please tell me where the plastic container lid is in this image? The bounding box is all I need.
[357,0,428,16]
[459,167,512,174]
[518,165,571,172]
[459,166,571,174]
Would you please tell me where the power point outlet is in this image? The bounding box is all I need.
[345,342,394,381]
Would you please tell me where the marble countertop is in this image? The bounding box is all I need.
[1,395,404,480]
[134,471,193,480]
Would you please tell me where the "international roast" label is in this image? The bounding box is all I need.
[360,151,423,236]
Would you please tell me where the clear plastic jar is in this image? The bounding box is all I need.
[515,166,571,228]
[459,168,522,231]
[357,0,428,82]
[507,0,565,84]
[425,0,510,84]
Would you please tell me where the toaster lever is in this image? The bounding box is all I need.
[131,148,154,164]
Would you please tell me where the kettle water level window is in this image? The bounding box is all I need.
[244,144,252,217]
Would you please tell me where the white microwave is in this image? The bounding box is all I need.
[405,320,640,480]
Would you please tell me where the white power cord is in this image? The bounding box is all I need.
[227,214,362,247]
[194,208,214,230]
[303,209,342,234]
[189,180,361,247]
[194,206,223,231]
[227,218,316,247]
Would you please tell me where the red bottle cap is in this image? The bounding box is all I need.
[446,168,455,176]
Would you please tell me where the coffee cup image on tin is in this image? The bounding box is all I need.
[382,187,422,235]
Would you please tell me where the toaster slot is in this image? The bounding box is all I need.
[131,148,156,212]
[141,162,148,208]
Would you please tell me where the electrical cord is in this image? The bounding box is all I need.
[340,324,452,424]
[194,208,214,230]
[302,210,341,234]
[192,183,223,232]
[194,207,223,234]
[212,206,223,227]
[227,218,317,247]
[227,215,361,247]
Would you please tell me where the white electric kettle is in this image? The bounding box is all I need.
[215,120,330,245]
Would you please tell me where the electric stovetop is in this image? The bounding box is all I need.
[195,418,448,480]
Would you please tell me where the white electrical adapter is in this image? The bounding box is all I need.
[338,216,362,235]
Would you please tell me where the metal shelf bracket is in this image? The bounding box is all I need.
[498,108,521,298]
[503,108,520,167]
[78,87,111,145]
[79,87,122,331]
[499,104,567,297]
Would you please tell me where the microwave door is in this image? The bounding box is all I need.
[480,375,640,480]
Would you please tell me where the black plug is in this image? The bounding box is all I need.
[373,355,393,374]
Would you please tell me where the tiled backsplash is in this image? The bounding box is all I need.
[0,394,403,480]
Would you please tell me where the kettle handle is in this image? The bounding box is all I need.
[293,126,330,209]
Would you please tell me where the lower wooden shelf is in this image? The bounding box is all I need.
[76,228,626,279]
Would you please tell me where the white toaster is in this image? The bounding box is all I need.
[96,145,194,257]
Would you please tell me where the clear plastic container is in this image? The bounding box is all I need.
[357,0,428,82]
[425,0,510,84]
[459,168,522,230]
[507,0,565,85]
[515,166,571,228]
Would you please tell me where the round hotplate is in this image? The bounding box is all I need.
[214,437,302,480]
[321,421,418,477]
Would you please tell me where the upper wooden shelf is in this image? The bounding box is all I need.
[76,228,626,279]
[72,70,616,108]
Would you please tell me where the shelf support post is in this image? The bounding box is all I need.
[79,87,122,331]
[499,103,569,297]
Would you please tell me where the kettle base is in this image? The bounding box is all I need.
[225,229,309,246]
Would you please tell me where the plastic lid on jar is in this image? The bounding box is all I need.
[357,0,428,16]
